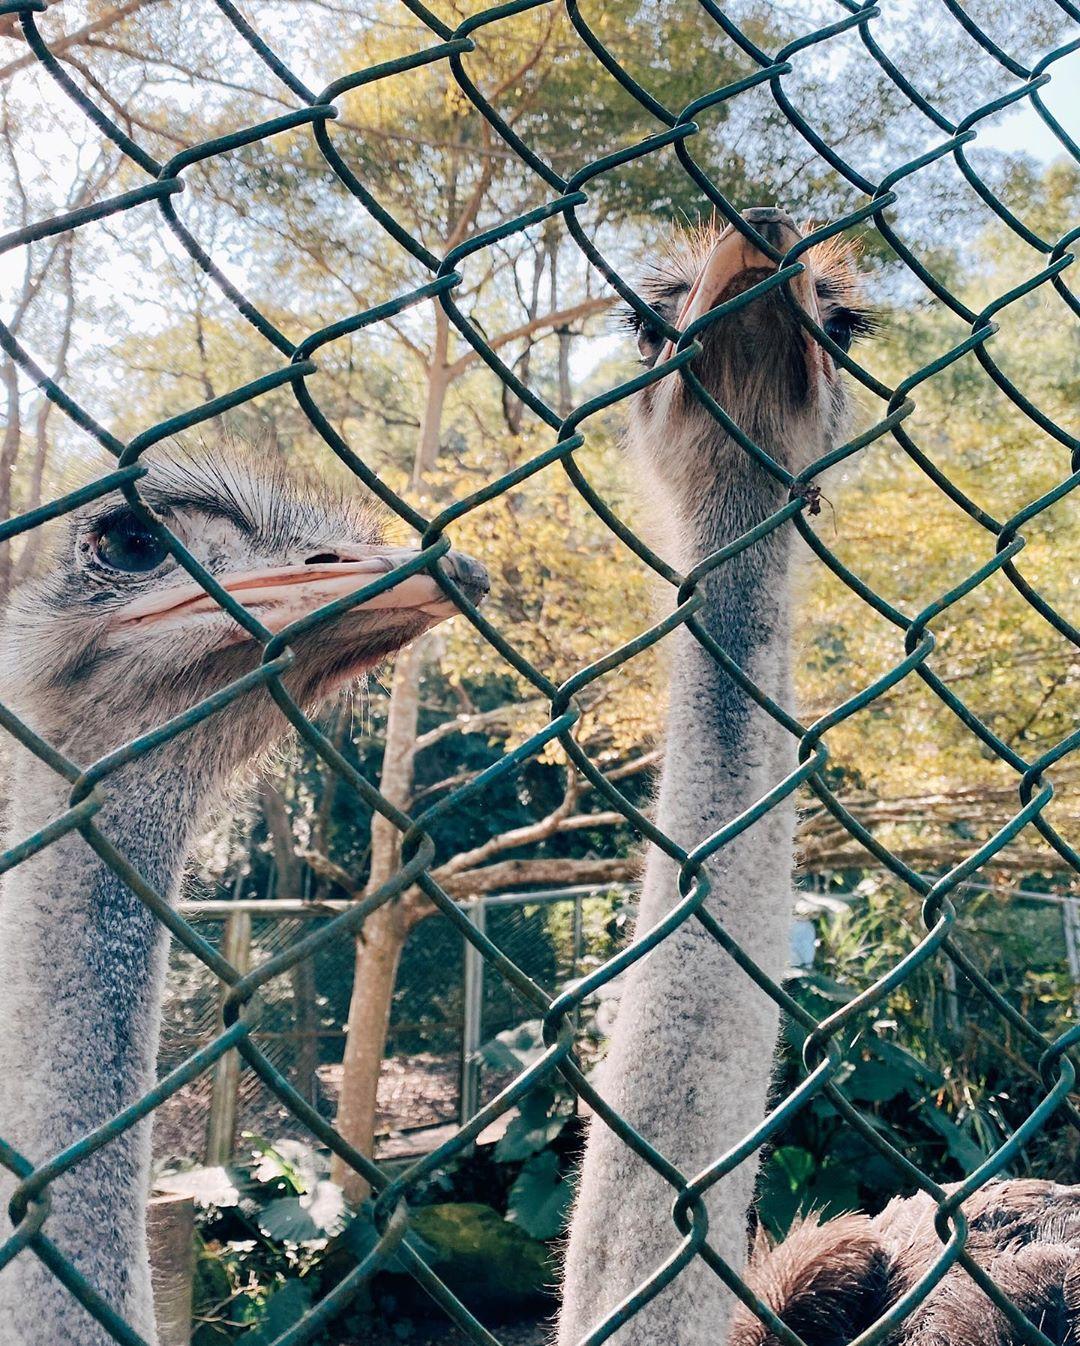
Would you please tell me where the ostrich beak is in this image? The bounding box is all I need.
[658,207,818,364]
[112,546,489,641]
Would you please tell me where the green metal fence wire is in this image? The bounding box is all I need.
[0,0,1078,1342]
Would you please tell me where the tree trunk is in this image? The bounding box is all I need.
[147,1194,195,1346]
[331,640,426,1201]
[411,311,451,488]
[547,228,574,418]
[13,238,73,586]
[330,902,411,1205]
[0,356,21,601]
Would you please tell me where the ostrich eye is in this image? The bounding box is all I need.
[636,322,665,366]
[93,512,170,573]
[823,312,855,353]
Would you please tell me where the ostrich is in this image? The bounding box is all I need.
[0,447,489,1346]
[557,207,874,1345]
[558,211,1080,1346]
[730,1178,1080,1344]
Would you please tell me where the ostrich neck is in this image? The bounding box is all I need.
[648,491,794,917]
[559,472,797,1346]
[0,742,204,1346]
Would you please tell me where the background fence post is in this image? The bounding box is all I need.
[459,899,486,1128]
[205,908,252,1166]
[1062,897,1080,1014]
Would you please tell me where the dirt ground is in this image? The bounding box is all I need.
[153,1052,461,1163]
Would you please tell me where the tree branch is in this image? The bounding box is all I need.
[0,0,63,41]
[0,0,159,81]
[298,847,360,897]
[445,296,615,379]
[412,696,548,754]
[438,856,639,897]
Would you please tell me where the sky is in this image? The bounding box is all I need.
[977,49,1080,160]
[2,18,1079,380]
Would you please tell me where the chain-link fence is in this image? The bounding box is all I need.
[157,886,624,1166]
[158,880,1080,1174]
[1,1,1079,1344]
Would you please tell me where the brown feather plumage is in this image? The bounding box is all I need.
[730,1181,1080,1345]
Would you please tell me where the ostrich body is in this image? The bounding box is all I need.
[731,1179,1080,1344]
[558,209,870,1346]
[0,450,488,1346]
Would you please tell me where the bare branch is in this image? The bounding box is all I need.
[0,0,63,41]
[297,847,361,899]
[445,296,616,379]
[413,696,548,753]
[606,750,661,782]
[438,856,639,897]
[800,839,1075,875]
[0,0,160,82]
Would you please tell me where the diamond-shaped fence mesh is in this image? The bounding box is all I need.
[0,0,1078,1343]
[154,889,623,1165]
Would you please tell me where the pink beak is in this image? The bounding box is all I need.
[112,546,488,639]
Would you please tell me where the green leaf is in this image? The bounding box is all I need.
[506,1151,571,1241]
[921,1104,991,1172]
[756,1146,822,1237]
[804,1163,861,1218]
[154,1166,243,1209]
[495,1088,569,1163]
[256,1181,346,1243]
[872,1040,944,1089]
[244,1279,312,1346]
[245,1137,328,1196]
[476,1021,547,1073]
[770,1146,816,1193]
[474,1038,522,1073]
[846,1059,911,1104]
[791,971,857,1004]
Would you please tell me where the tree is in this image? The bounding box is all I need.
[3,0,1075,1214]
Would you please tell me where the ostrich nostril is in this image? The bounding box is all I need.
[743,206,795,227]
[742,206,798,250]
[443,551,490,603]
[305,552,342,565]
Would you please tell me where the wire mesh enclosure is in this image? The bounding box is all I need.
[156,887,621,1167]
[1,1,1079,1344]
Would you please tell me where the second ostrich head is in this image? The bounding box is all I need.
[625,206,871,558]
[557,210,874,1346]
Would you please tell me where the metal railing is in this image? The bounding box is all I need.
[163,879,1080,1174]
[160,886,622,1165]
[1,1,1079,1344]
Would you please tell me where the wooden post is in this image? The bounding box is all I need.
[205,909,252,1165]
[148,1193,195,1346]
[459,899,485,1127]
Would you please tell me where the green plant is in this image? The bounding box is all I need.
[158,1137,348,1343]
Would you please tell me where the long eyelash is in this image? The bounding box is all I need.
[81,504,147,539]
[807,230,877,332]
[828,305,882,340]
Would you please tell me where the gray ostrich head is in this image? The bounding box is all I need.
[625,207,873,543]
[2,445,488,765]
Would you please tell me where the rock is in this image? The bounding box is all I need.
[383,1202,556,1315]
